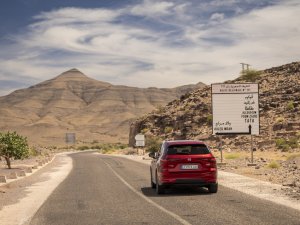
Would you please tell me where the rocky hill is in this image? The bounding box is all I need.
[0,69,205,145]
[130,62,300,151]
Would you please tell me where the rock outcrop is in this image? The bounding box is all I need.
[130,62,300,151]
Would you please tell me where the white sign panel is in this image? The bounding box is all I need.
[65,133,76,144]
[212,83,259,135]
[135,134,145,141]
[135,140,145,147]
[135,134,145,147]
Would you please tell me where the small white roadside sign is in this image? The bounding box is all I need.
[211,83,259,135]
[135,134,145,147]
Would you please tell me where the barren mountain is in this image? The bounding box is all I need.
[0,69,205,145]
[130,62,300,150]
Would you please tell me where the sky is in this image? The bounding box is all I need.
[0,0,300,96]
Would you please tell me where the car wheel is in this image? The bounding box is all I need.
[150,170,155,189]
[208,183,218,193]
[155,172,165,194]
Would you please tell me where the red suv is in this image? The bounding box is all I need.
[149,140,218,194]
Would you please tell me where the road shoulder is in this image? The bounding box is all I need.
[110,153,300,211]
[0,153,73,225]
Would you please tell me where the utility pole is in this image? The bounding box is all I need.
[240,63,250,72]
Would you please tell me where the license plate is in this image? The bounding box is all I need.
[181,164,199,170]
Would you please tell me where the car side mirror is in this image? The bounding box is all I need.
[154,152,160,159]
[148,152,155,158]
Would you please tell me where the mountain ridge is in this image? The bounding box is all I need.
[0,69,205,145]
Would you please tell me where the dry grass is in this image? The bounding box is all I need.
[213,150,290,162]
[224,153,241,160]
[267,161,280,169]
[101,149,117,154]
[286,153,300,160]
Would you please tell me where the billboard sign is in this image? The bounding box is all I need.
[65,133,76,144]
[212,83,259,135]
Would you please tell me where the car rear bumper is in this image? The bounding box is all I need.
[159,170,217,183]
[160,177,217,186]
[174,179,215,185]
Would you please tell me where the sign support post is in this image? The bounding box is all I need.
[220,142,223,163]
[218,137,226,166]
[247,134,257,166]
[251,135,253,163]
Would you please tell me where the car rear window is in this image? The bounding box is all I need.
[167,144,210,155]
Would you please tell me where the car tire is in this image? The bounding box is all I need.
[208,183,218,193]
[155,172,165,194]
[150,170,156,189]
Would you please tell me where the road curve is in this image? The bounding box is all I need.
[30,152,300,225]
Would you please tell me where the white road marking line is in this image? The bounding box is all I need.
[102,159,192,225]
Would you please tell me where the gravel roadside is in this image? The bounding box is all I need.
[0,155,55,187]
[217,155,300,201]
[0,152,73,225]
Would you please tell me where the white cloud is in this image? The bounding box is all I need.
[131,0,174,17]
[210,13,224,21]
[0,0,300,95]
[33,7,121,24]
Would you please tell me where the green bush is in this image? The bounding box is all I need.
[0,131,30,169]
[141,128,149,134]
[29,147,41,157]
[118,143,128,149]
[275,138,289,151]
[275,117,285,123]
[96,143,127,152]
[288,137,299,149]
[275,137,299,151]
[275,138,285,147]
[145,136,162,153]
[207,115,213,124]
[102,149,115,154]
[91,145,102,150]
[77,145,90,150]
[267,161,280,169]
[287,101,295,110]
[240,69,261,82]
[164,126,173,133]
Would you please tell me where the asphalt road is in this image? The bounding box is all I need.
[30,152,300,225]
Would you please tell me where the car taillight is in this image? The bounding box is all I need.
[160,159,169,172]
[203,157,217,171]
